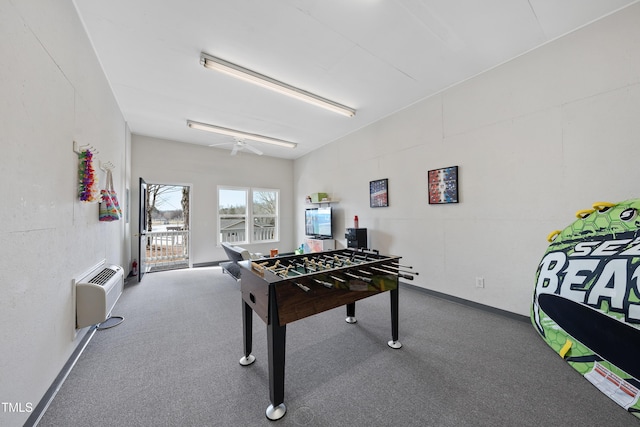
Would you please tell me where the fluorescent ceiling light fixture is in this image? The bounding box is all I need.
[186,120,297,149]
[200,52,356,118]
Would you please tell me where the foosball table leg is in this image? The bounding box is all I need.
[345,302,357,324]
[266,403,286,421]
[266,289,287,420]
[388,288,402,349]
[239,300,256,366]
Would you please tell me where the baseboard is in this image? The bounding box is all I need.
[400,282,530,323]
[193,261,222,268]
[24,326,97,427]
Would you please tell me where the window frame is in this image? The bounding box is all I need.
[217,185,279,245]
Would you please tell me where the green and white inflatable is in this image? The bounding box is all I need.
[532,199,640,418]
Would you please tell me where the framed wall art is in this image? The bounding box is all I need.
[370,178,389,207]
[428,166,458,204]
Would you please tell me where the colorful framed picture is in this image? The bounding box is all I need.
[370,178,389,208]
[428,166,458,204]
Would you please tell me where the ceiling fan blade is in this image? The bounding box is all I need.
[243,143,263,156]
[230,144,239,156]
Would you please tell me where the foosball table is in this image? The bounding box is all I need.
[237,248,417,420]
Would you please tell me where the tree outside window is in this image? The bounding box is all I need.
[145,184,189,232]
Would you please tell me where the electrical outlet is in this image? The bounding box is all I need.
[475,277,485,288]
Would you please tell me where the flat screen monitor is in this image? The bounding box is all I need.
[305,207,332,238]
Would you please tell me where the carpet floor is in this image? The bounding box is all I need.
[37,267,640,426]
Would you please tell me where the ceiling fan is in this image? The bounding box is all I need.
[209,138,263,156]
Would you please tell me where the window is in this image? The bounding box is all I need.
[253,189,278,242]
[218,187,247,243]
[218,186,279,244]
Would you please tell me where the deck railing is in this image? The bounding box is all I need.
[145,230,189,266]
[221,226,276,243]
[143,226,274,267]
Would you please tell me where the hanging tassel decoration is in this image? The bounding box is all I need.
[78,149,99,202]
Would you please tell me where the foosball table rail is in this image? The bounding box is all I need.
[241,249,406,325]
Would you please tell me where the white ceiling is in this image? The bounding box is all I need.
[73,0,637,159]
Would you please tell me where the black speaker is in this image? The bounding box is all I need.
[345,228,367,249]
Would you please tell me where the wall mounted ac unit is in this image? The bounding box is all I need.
[76,263,124,329]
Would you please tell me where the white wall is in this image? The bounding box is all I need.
[0,1,128,425]
[294,4,640,316]
[131,135,295,265]
[2,3,638,425]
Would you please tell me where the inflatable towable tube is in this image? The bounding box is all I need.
[532,199,640,418]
